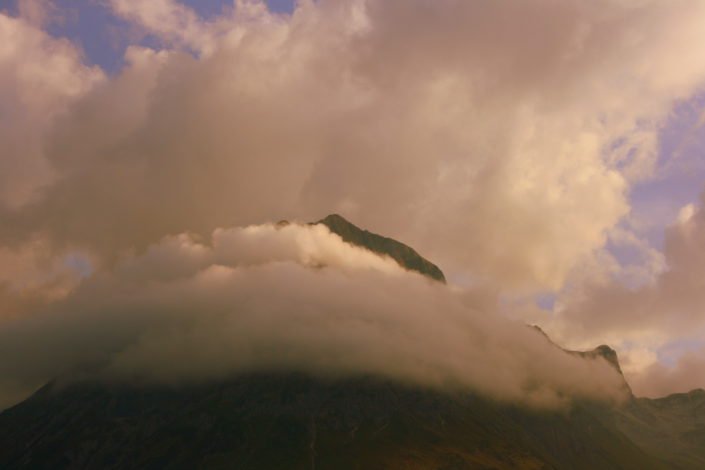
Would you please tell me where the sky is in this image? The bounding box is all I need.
[1,0,705,408]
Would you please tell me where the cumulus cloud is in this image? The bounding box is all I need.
[627,348,705,398]
[551,193,705,343]
[1,0,705,291]
[540,192,705,395]
[109,0,221,54]
[0,223,628,410]
[0,12,102,209]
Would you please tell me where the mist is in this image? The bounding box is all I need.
[0,223,628,410]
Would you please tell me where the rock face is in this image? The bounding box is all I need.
[316,214,446,283]
[1,215,704,469]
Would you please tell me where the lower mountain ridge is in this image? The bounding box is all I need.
[1,373,704,469]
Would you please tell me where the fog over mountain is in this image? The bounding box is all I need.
[0,220,628,410]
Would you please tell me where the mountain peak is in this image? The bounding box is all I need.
[316,214,446,282]
[318,213,349,225]
[590,345,622,372]
[529,325,632,395]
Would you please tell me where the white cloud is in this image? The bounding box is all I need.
[0,12,103,208]
[628,347,705,397]
[677,203,696,224]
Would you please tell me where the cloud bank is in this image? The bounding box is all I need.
[0,223,628,410]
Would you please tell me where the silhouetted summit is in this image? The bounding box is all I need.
[316,214,446,282]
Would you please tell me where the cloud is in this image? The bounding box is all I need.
[551,192,705,343]
[109,0,219,54]
[541,192,705,395]
[0,236,84,302]
[16,0,56,27]
[2,0,705,407]
[627,348,705,398]
[1,0,704,292]
[0,223,628,410]
[0,13,102,209]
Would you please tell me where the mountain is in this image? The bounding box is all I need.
[614,389,705,468]
[533,328,705,466]
[3,368,703,469]
[316,214,446,283]
[0,375,667,470]
[1,215,704,469]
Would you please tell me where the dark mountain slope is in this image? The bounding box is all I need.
[316,214,446,282]
[613,389,705,469]
[0,375,666,470]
